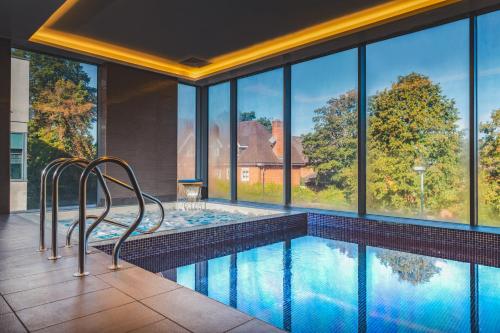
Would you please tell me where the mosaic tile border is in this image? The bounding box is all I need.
[96,213,308,260]
[95,211,500,267]
[308,213,500,267]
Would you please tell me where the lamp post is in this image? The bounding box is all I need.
[413,165,426,217]
[256,163,265,198]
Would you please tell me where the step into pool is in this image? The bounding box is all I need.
[135,235,500,333]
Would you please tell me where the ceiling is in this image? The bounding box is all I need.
[0,0,469,80]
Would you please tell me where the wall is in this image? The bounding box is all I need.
[0,39,10,214]
[101,63,178,204]
[10,57,29,211]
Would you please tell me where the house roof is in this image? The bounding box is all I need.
[237,120,307,166]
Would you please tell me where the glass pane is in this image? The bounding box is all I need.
[367,247,470,332]
[10,133,24,149]
[477,10,500,227]
[208,82,231,199]
[237,69,283,204]
[291,49,358,211]
[178,84,197,180]
[366,21,469,223]
[10,50,98,210]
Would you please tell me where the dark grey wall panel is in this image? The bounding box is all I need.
[103,63,178,203]
[0,38,10,214]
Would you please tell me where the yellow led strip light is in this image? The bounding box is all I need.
[30,0,460,80]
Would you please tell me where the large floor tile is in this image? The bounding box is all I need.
[0,267,78,295]
[129,318,190,333]
[0,295,12,315]
[97,267,181,299]
[36,302,164,333]
[0,256,75,281]
[4,275,110,311]
[227,319,285,333]
[16,288,133,331]
[0,312,27,333]
[142,287,251,333]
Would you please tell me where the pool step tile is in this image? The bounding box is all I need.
[142,287,251,333]
[16,288,134,331]
[96,267,181,299]
[4,275,110,311]
[35,302,164,333]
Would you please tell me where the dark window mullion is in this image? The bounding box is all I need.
[358,46,367,216]
[470,16,478,227]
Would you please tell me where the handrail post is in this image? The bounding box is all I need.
[74,160,92,277]
[49,158,86,260]
[39,158,69,252]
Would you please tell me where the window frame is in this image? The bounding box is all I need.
[9,132,26,181]
[197,6,500,228]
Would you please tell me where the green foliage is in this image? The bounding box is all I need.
[367,73,466,220]
[479,109,500,217]
[301,90,358,203]
[239,110,273,132]
[292,185,355,211]
[238,182,283,204]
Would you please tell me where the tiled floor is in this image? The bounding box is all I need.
[0,214,284,332]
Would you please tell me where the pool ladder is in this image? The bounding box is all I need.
[38,156,165,276]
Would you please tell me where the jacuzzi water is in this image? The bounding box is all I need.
[59,208,258,241]
[149,236,500,332]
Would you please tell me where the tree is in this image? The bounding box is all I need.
[301,90,358,201]
[367,73,465,216]
[32,79,96,159]
[239,110,273,132]
[12,50,97,208]
[479,109,500,214]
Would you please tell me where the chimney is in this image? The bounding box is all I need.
[272,120,283,159]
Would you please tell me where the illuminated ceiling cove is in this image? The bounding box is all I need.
[30,0,459,80]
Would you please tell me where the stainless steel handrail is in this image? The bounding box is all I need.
[39,158,70,252]
[65,164,165,239]
[48,158,113,260]
[39,158,165,257]
[65,162,165,247]
[75,156,146,276]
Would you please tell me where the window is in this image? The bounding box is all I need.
[237,69,284,204]
[291,49,358,211]
[477,10,500,227]
[10,50,98,210]
[178,84,197,180]
[10,133,25,180]
[241,168,250,182]
[366,21,469,223]
[208,82,231,199]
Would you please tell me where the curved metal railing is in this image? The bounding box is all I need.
[75,156,146,276]
[39,157,165,259]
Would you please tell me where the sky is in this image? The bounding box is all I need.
[233,11,500,137]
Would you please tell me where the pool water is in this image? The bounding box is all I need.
[154,236,500,332]
[60,209,257,241]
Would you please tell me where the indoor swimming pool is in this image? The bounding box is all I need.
[141,235,500,333]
